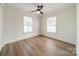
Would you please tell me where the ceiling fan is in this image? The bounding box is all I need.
[30,5,44,14]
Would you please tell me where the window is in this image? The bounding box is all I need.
[23,16,33,32]
[47,17,56,33]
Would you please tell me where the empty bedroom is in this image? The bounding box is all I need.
[0,3,76,56]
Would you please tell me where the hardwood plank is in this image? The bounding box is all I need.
[0,35,76,56]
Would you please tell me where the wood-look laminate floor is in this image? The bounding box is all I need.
[0,35,76,56]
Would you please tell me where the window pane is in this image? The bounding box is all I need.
[24,16,32,32]
[47,17,56,33]
[24,26,32,32]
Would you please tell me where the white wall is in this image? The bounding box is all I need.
[41,5,76,45]
[0,5,3,51]
[3,4,40,45]
[3,4,76,46]
[76,4,79,56]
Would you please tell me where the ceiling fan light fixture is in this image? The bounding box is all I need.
[37,11,40,14]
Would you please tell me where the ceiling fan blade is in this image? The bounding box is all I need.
[30,10,37,12]
[40,11,43,14]
[40,5,43,9]
[37,5,40,9]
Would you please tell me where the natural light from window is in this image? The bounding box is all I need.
[47,17,56,33]
[24,16,33,33]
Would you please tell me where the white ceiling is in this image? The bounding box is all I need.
[7,3,75,14]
